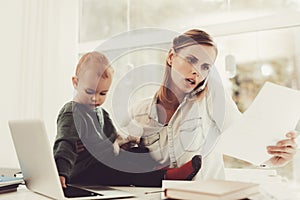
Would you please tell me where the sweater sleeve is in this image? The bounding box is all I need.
[53,105,79,181]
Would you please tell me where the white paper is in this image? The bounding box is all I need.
[216,82,300,165]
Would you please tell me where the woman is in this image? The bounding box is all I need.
[123,29,299,180]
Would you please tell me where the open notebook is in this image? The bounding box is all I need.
[8,119,134,200]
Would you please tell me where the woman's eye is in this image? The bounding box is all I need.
[100,92,107,96]
[186,57,198,64]
[201,64,210,71]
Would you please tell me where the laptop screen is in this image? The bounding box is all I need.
[63,185,102,198]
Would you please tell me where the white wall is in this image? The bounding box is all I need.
[0,0,78,168]
[295,28,300,132]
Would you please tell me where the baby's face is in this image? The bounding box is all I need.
[73,69,112,108]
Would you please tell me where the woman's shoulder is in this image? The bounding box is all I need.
[197,86,234,105]
[205,87,242,130]
[130,97,154,116]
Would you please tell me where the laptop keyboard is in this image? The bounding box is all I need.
[63,185,103,198]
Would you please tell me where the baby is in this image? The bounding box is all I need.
[53,51,201,188]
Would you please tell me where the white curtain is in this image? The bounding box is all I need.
[20,0,78,121]
[19,0,46,119]
[0,0,78,168]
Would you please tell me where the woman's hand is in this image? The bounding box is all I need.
[59,176,67,188]
[265,131,299,167]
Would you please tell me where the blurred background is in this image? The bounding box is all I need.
[1,0,300,180]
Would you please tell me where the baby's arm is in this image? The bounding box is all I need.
[54,106,81,188]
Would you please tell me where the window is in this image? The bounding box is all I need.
[78,0,300,180]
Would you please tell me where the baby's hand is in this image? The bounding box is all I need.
[113,135,140,154]
[117,135,140,146]
[126,135,141,144]
[59,176,67,188]
[121,135,141,150]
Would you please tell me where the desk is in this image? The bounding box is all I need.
[225,168,300,200]
[1,168,300,200]
[1,182,300,200]
[0,168,162,199]
[0,185,161,200]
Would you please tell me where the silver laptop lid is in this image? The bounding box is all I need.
[9,119,65,199]
[8,120,135,200]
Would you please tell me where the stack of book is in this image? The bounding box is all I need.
[163,179,259,200]
[0,176,23,194]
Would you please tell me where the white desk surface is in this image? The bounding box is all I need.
[1,182,300,200]
[1,168,300,200]
[0,185,162,200]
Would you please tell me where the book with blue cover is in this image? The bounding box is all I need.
[0,176,23,185]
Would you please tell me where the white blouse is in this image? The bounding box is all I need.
[121,85,241,180]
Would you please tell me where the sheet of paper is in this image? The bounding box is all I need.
[216,82,300,165]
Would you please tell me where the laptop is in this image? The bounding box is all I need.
[8,119,135,200]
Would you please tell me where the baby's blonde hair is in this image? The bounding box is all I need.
[75,51,114,79]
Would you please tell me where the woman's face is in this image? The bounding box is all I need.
[168,44,216,94]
